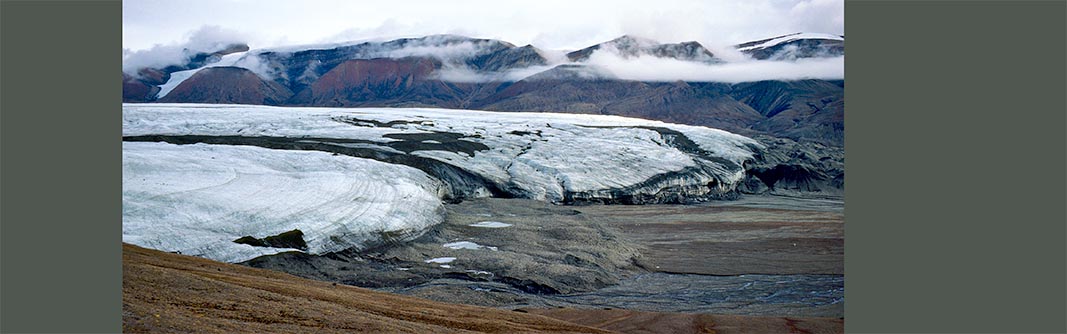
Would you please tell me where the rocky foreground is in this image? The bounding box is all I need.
[243,196,844,318]
[123,243,844,333]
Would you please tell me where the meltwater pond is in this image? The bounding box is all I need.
[554,273,844,317]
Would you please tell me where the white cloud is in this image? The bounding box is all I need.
[122,25,247,75]
[384,40,489,61]
[123,0,844,52]
[582,50,844,83]
[121,1,844,83]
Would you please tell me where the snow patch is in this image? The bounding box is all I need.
[155,51,250,99]
[737,33,844,52]
[425,257,457,264]
[443,241,498,251]
[469,221,513,228]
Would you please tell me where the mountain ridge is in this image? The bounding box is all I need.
[122,33,844,146]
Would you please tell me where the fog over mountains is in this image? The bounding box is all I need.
[123,33,844,146]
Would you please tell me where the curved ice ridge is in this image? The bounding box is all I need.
[122,141,445,263]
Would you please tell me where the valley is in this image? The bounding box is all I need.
[119,29,846,333]
[243,197,843,318]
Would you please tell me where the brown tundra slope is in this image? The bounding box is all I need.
[124,243,843,334]
[122,243,606,334]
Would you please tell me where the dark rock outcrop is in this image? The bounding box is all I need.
[234,229,308,251]
[743,135,844,195]
[729,80,844,146]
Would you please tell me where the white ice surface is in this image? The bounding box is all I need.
[122,141,444,263]
[425,257,457,264]
[469,221,513,228]
[155,52,249,99]
[443,241,497,251]
[737,33,844,51]
[123,104,761,202]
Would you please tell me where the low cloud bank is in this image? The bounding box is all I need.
[423,40,843,83]
[583,50,843,83]
[433,49,843,84]
[123,26,248,76]
[126,27,843,85]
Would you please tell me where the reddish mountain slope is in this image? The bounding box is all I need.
[158,67,292,105]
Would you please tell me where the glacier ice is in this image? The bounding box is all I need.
[122,103,765,262]
[122,141,444,263]
[443,241,498,251]
[425,257,457,264]
[123,103,763,204]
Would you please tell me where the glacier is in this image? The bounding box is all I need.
[122,103,764,262]
[123,103,763,204]
[122,141,444,263]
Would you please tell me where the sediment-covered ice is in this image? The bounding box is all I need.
[122,141,444,263]
[123,104,762,203]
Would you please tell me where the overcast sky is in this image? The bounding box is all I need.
[123,0,843,52]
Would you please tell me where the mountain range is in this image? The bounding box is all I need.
[122,33,844,146]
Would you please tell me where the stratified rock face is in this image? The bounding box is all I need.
[729,80,844,146]
[122,103,763,205]
[157,67,293,105]
[742,135,844,195]
[477,76,765,132]
[468,44,548,71]
[288,57,467,107]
